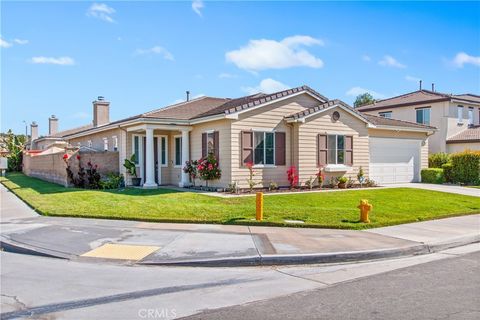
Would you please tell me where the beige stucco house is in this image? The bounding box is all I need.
[30,86,435,187]
[356,90,480,154]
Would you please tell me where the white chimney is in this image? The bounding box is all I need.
[49,115,58,136]
[93,96,110,127]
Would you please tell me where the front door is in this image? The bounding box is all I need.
[142,137,159,184]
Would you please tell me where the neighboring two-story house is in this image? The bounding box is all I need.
[356,90,480,153]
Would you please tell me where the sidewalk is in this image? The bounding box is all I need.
[1,184,479,266]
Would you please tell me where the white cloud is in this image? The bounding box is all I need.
[30,56,75,65]
[242,78,290,95]
[0,37,12,48]
[135,46,174,61]
[452,52,480,68]
[346,86,386,99]
[13,39,28,45]
[378,55,406,68]
[362,55,371,62]
[226,35,324,72]
[218,73,237,79]
[405,75,421,82]
[87,3,116,23]
[192,0,204,17]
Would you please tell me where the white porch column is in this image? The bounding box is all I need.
[179,129,190,187]
[143,127,157,188]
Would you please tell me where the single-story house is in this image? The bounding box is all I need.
[30,85,436,187]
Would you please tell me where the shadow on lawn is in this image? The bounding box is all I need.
[2,173,183,197]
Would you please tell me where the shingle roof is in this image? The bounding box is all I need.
[362,113,437,130]
[285,99,435,131]
[447,126,480,143]
[51,124,94,138]
[142,96,230,120]
[193,85,329,119]
[356,90,480,112]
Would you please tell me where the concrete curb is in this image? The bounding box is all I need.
[2,233,478,268]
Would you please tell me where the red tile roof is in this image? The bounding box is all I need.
[447,126,480,143]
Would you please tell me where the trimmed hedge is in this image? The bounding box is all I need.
[442,162,454,183]
[428,152,450,168]
[450,150,480,185]
[421,168,445,184]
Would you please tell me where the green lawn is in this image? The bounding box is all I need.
[1,173,479,229]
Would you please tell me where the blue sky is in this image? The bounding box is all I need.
[2,1,479,135]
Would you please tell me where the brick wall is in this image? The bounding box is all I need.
[23,150,119,187]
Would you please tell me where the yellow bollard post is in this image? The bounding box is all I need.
[256,192,264,221]
[358,199,372,223]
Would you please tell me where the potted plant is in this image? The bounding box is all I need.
[123,154,141,186]
[338,176,348,189]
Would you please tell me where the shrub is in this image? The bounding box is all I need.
[268,181,278,191]
[227,181,239,194]
[305,176,314,190]
[197,154,222,187]
[286,166,299,189]
[357,166,365,186]
[316,166,325,188]
[338,176,348,184]
[183,160,198,186]
[429,152,450,168]
[450,150,480,185]
[100,173,125,189]
[442,162,454,183]
[245,161,261,192]
[85,161,101,189]
[421,168,445,184]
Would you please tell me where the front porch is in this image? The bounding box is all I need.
[125,124,192,188]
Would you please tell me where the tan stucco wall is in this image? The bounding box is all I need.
[229,94,318,188]
[365,101,480,154]
[447,142,480,153]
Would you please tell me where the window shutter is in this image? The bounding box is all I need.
[202,133,207,158]
[318,134,327,166]
[214,131,220,162]
[345,136,353,166]
[241,131,253,165]
[275,132,286,165]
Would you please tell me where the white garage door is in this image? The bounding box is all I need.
[369,137,421,184]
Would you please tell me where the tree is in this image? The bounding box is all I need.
[354,93,375,108]
[4,130,27,171]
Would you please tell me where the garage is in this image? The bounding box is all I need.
[369,137,421,184]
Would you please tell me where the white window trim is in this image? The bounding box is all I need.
[112,135,118,151]
[457,105,464,124]
[326,134,346,165]
[253,131,276,166]
[174,135,182,168]
[324,164,350,172]
[159,135,168,167]
[468,108,474,125]
[103,137,108,151]
[379,111,392,118]
[416,107,431,125]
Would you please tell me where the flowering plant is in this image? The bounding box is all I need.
[197,154,221,186]
[246,161,261,192]
[183,160,198,186]
[287,166,299,189]
[316,166,325,188]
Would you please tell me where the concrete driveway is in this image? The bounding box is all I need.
[389,183,480,197]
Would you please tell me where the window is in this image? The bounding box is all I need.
[457,105,464,124]
[379,111,392,119]
[103,138,108,151]
[160,136,168,166]
[327,135,345,165]
[207,132,215,155]
[112,136,118,151]
[468,108,474,125]
[416,108,431,125]
[133,136,140,164]
[174,136,182,167]
[253,131,275,165]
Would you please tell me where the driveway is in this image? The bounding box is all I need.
[391,183,480,197]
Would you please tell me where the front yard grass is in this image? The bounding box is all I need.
[1,173,479,229]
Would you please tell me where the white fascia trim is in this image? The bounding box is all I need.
[189,114,226,125]
[286,104,372,126]
[451,99,480,106]
[370,125,437,134]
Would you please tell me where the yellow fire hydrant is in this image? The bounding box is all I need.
[358,199,372,223]
[256,192,264,221]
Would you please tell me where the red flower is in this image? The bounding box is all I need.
[246,161,253,169]
[63,154,68,160]
[76,155,81,160]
